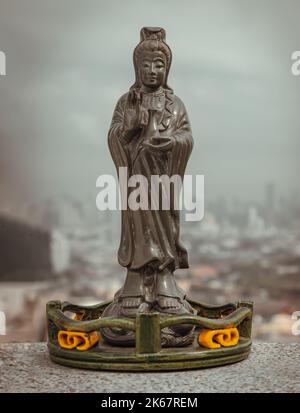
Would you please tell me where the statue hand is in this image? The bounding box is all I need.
[122,91,148,140]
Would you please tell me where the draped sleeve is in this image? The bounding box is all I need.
[107,93,133,267]
[169,97,194,178]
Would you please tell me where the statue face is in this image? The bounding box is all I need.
[139,52,166,89]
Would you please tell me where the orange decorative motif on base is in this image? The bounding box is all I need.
[58,330,100,351]
[198,327,239,349]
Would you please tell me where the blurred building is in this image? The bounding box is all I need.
[0,215,70,281]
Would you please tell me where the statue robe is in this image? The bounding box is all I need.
[108,90,193,272]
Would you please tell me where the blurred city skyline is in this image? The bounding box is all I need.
[0,0,300,214]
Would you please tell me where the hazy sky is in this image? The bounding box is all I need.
[0,0,300,210]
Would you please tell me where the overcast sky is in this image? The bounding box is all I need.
[0,0,300,211]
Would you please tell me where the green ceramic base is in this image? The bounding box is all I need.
[46,298,253,372]
[48,338,251,371]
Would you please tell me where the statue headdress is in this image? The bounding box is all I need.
[130,27,173,91]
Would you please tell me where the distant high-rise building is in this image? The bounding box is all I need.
[264,182,276,227]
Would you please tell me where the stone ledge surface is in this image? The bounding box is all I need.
[0,342,299,393]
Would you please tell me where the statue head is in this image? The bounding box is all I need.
[131,27,173,91]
